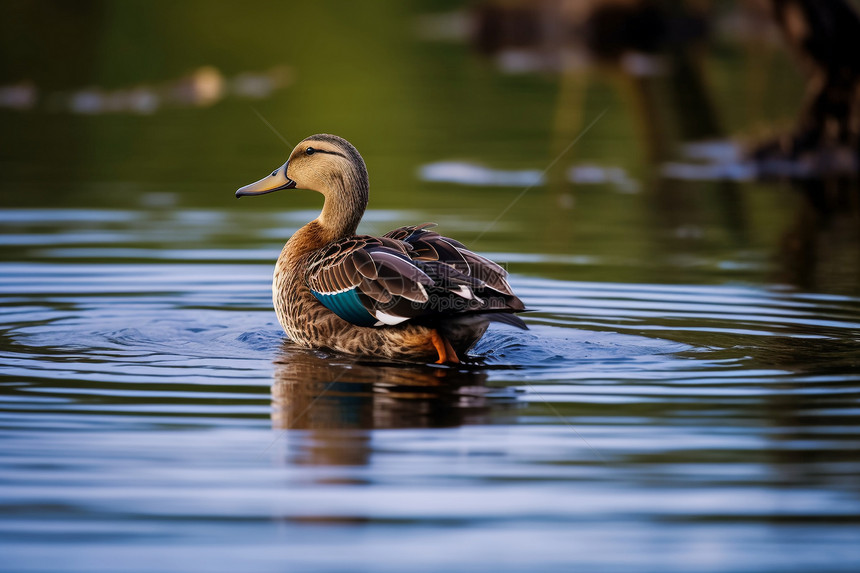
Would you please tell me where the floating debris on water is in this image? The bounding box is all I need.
[420,160,639,192]
[419,161,543,187]
[661,160,756,181]
[567,164,640,193]
[0,81,37,110]
[663,139,859,181]
[0,65,292,114]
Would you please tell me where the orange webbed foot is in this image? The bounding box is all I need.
[430,329,460,364]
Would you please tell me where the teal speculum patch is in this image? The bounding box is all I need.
[311,287,378,327]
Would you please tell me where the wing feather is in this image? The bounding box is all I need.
[306,226,526,328]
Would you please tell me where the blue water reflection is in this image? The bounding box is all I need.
[2,204,860,571]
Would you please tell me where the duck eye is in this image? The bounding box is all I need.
[305,147,315,155]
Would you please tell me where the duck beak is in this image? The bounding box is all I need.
[235,162,296,198]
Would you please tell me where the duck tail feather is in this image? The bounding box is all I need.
[485,312,529,330]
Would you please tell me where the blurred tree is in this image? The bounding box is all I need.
[755,0,860,159]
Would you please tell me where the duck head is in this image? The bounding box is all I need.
[235,134,369,200]
[236,134,370,238]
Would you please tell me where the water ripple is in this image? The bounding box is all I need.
[2,220,860,573]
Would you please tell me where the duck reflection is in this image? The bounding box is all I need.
[270,344,492,469]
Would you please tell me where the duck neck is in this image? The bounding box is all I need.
[318,174,368,240]
[286,163,369,260]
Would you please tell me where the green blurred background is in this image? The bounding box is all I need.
[4,0,852,290]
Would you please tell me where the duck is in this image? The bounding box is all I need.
[235,134,526,364]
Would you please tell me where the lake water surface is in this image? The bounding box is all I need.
[2,2,860,572]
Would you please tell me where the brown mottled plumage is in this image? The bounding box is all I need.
[236,134,526,363]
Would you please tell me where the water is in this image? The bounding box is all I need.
[3,2,860,572]
[3,204,859,572]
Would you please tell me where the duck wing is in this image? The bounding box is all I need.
[383,223,518,297]
[306,225,526,328]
